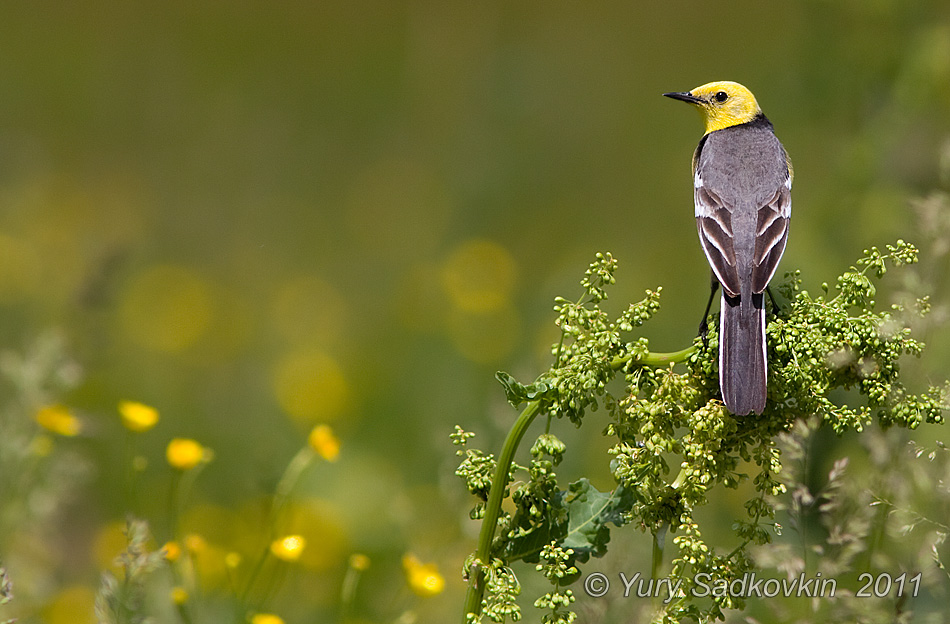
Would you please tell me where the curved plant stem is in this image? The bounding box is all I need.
[462,399,541,621]
[651,523,668,611]
[651,525,667,579]
[461,344,696,623]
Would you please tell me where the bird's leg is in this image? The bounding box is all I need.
[698,273,719,344]
[765,285,781,317]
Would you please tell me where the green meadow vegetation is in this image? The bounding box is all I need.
[1,2,950,623]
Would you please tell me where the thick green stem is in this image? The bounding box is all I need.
[461,345,696,623]
[611,344,697,371]
[462,400,542,621]
[651,523,668,612]
[651,524,667,579]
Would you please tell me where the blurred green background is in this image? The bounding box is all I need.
[1,1,949,622]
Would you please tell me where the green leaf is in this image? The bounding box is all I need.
[495,371,527,407]
[561,478,634,562]
[496,371,549,408]
[503,478,632,566]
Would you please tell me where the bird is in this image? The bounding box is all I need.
[664,81,792,415]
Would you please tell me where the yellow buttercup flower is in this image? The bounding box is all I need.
[250,615,285,624]
[166,438,208,470]
[308,424,340,462]
[270,535,306,562]
[162,541,182,562]
[349,553,370,571]
[402,553,445,597]
[170,586,188,605]
[118,400,159,432]
[35,405,81,437]
[183,533,207,554]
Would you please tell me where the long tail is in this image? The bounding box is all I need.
[719,292,766,415]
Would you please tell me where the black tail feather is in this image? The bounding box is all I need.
[719,292,766,415]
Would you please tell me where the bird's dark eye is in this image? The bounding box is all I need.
[714,91,728,103]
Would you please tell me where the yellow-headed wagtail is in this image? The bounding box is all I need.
[664,81,792,415]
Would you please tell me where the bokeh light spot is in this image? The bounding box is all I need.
[270,276,348,348]
[272,351,349,425]
[92,521,128,572]
[345,158,452,260]
[441,239,517,312]
[45,585,96,624]
[283,499,348,572]
[446,303,520,364]
[119,265,214,352]
[394,263,449,332]
[180,502,253,552]
[0,234,40,302]
[180,533,230,589]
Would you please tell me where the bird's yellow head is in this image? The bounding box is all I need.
[664,81,763,134]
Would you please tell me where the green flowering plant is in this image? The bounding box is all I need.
[456,242,948,623]
[95,519,167,624]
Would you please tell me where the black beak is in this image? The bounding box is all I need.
[663,91,703,104]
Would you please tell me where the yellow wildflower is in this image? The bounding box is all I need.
[35,405,81,437]
[162,541,182,562]
[402,553,445,597]
[349,553,370,571]
[270,535,306,562]
[166,438,208,470]
[250,615,285,624]
[118,400,159,432]
[183,534,207,554]
[170,586,188,605]
[225,552,242,569]
[307,424,340,462]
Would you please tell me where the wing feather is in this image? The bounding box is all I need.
[694,180,741,296]
[751,185,791,293]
